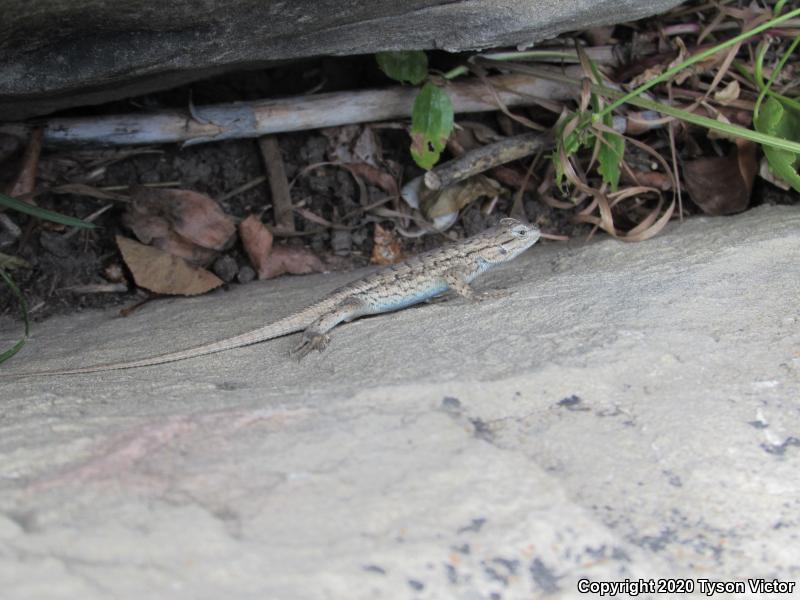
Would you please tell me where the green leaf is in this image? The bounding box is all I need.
[410,82,454,170]
[580,47,625,191]
[597,118,625,191]
[754,96,800,192]
[376,51,428,85]
[0,192,97,229]
[0,267,29,365]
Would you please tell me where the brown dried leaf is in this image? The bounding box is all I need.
[344,163,399,196]
[352,127,383,166]
[151,233,219,266]
[123,186,236,266]
[116,236,222,296]
[257,245,326,280]
[239,214,324,280]
[323,125,383,166]
[324,125,361,164]
[713,79,740,105]
[126,186,236,251]
[239,214,274,272]
[630,65,666,88]
[422,175,505,219]
[683,141,756,216]
[371,223,404,265]
[450,122,503,155]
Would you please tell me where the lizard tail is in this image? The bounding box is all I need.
[4,314,311,377]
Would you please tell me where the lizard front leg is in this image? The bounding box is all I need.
[291,296,368,359]
[444,268,477,300]
[444,268,509,301]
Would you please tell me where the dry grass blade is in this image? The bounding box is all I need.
[6,129,43,201]
[473,67,548,132]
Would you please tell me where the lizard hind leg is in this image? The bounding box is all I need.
[290,296,367,360]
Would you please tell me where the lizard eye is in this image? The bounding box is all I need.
[511,225,528,237]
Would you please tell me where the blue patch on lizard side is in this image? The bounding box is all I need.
[373,283,449,312]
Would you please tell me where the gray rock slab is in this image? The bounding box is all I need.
[1,205,799,598]
[0,0,683,119]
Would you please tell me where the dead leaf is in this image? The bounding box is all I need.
[324,125,360,164]
[257,245,326,279]
[422,175,506,219]
[459,122,504,146]
[116,235,222,295]
[621,168,673,191]
[352,127,383,166]
[139,187,235,249]
[344,163,399,196]
[323,125,383,166]
[239,214,274,270]
[153,232,219,266]
[371,223,404,265]
[630,65,666,88]
[239,214,324,279]
[683,141,757,215]
[714,80,740,105]
[123,186,236,266]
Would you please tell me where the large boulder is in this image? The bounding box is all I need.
[1,205,798,596]
[0,0,684,118]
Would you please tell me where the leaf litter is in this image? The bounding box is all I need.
[0,2,798,321]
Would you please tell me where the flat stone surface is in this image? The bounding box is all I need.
[0,0,683,118]
[1,205,799,598]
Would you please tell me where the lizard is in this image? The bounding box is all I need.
[3,218,540,376]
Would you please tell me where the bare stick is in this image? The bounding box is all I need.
[0,73,576,148]
[258,136,294,232]
[423,131,553,191]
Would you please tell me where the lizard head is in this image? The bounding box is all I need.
[476,218,541,264]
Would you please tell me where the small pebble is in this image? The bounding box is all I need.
[237,265,256,284]
[331,229,351,256]
[213,255,238,283]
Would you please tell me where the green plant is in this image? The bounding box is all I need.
[376,50,455,169]
[752,31,800,192]
[0,191,98,228]
[484,7,800,191]
[588,6,800,192]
